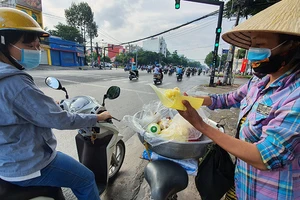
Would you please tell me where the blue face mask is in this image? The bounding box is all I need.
[248,41,287,62]
[11,44,41,69]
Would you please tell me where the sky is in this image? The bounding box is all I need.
[42,0,244,65]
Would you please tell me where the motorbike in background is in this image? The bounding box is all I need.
[0,77,126,200]
[153,73,163,85]
[129,70,139,80]
[176,73,183,82]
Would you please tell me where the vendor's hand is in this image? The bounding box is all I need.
[184,92,212,107]
[97,111,112,122]
[177,100,204,130]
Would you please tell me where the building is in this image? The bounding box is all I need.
[142,37,167,57]
[45,36,85,67]
[107,44,125,62]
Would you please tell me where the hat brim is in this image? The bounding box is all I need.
[222,0,300,49]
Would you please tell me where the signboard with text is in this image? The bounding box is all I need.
[16,0,42,11]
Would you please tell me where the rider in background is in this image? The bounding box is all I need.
[131,62,139,77]
[154,64,163,80]
[0,8,111,200]
[176,65,183,75]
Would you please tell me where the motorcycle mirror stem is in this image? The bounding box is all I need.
[62,87,69,99]
[102,94,107,106]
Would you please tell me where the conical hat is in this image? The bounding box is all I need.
[222,0,300,49]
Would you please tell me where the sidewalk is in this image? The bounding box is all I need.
[103,78,249,200]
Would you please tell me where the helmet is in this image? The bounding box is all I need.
[0,7,49,37]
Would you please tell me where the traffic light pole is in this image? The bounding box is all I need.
[184,0,224,86]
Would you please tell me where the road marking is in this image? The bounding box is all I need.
[34,75,155,95]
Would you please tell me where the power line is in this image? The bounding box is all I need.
[119,9,219,45]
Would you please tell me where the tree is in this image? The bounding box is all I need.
[49,23,83,42]
[224,0,280,18]
[65,2,97,44]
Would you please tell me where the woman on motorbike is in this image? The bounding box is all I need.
[179,0,300,199]
[0,8,111,200]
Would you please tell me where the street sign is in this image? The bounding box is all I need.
[222,49,229,54]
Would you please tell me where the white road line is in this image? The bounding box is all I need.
[34,75,155,95]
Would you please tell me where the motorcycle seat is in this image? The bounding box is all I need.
[0,178,65,200]
[144,160,188,200]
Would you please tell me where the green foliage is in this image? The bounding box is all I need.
[236,49,246,59]
[49,23,83,42]
[115,49,202,67]
[224,0,280,18]
[65,2,98,43]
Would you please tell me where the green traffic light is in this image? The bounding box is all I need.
[215,43,219,47]
[216,27,222,34]
[175,3,180,9]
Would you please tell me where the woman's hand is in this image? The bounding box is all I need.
[178,100,205,130]
[97,111,112,122]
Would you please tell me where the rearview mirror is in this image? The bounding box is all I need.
[106,86,120,99]
[45,77,62,90]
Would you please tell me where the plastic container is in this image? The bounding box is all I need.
[149,84,204,111]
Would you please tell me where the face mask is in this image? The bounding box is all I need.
[10,44,41,69]
[248,41,287,75]
[248,41,287,62]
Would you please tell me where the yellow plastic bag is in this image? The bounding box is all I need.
[149,84,204,111]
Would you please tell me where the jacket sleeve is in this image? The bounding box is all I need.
[207,79,252,110]
[12,84,97,130]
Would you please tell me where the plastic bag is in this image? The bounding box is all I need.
[141,150,198,176]
[159,113,202,142]
[149,84,204,111]
[122,101,209,146]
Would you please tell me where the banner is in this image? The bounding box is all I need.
[16,0,42,11]
[241,59,248,73]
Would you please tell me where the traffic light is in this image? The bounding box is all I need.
[215,42,219,47]
[175,0,180,9]
[216,27,222,34]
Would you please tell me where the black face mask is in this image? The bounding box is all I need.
[251,53,285,74]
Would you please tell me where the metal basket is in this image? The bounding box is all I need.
[138,132,213,159]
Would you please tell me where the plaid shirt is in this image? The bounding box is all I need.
[208,67,300,199]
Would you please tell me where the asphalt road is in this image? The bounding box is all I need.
[28,68,211,142]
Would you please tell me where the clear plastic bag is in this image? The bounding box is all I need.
[122,101,209,146]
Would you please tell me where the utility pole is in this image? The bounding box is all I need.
[184,0,224,87]
[103,45,114,68]
[223,6,241,85]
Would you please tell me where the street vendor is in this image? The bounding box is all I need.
[178,0,300,199]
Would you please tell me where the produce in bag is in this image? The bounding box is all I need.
[158,113,202,142]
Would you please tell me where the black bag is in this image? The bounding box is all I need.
[195,144,235,200]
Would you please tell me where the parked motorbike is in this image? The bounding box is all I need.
[153,73,163,85]
[0,77,126,200]
[176,73,183,82]
[142,119,224,200]
[129,70,139,80]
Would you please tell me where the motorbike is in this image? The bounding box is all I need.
[176,73,183,82]
[147,68,152,73]
[129,70,139,80]
[186,71,191,77]
[0,77,126,200]
[142,119,224,200]
[153,73,163,85]
[163,69,168,74]
[198,69,202,76]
